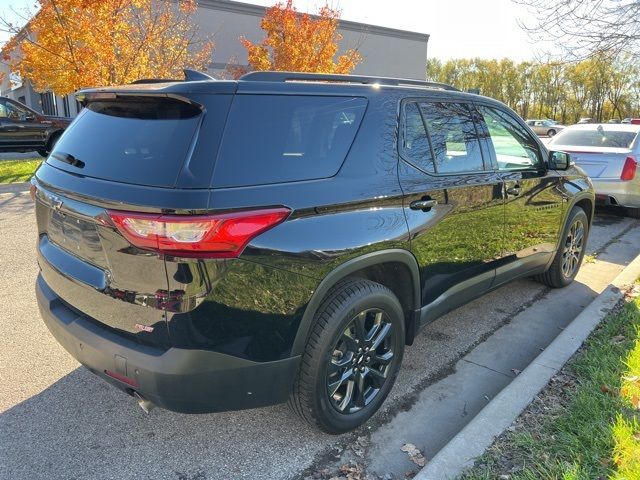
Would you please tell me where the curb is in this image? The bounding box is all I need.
[0,182,30,195]
[415,253,640,480]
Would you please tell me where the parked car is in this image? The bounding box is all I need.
[607,119,621,124]
[549,124,639,218]
[32,71,594,433]
[526,119,565,137]
[0,97,71,157]
[577,117,593,124]
[622,118,640,125]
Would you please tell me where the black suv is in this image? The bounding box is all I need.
[0,97,71,156]
[32,71,594,433]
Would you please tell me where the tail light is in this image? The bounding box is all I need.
[621,156,637,181]
[108,207,290,258]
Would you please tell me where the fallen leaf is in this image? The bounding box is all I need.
[511,369,521,376]
[610,335,626,344]
[401,443,427,467]
[633,432,640,441]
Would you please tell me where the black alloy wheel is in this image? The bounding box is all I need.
[289,279,405,434]
[327,308,396,414]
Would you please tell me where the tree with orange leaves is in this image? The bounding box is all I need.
[1,0,213,97]
[238,0,361,76]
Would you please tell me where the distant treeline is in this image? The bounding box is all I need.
[427,54,640,123]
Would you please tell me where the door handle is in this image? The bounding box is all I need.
[410,199,438,211]
[506,185,521,196]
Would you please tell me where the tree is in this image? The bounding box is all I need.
[514,0,640,59]
[427,55,640,122]
[237,0,361,76]
[0,0,213,97]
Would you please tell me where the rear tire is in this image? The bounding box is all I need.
[289,279,405,434]
[547,129,557,137]
[535,206,588,288]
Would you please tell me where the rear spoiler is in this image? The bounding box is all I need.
[75,70,233,107]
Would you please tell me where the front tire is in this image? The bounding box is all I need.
[547,129,557,137]
[289,279,405,434]
[535,206,588,288]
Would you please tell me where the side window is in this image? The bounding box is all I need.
[3,101,27,121]
[402,102,434,171]
[478,106,542,171]
[401,101,485,174]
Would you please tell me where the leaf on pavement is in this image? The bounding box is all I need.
[401,443,426,467]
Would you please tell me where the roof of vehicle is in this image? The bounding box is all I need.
[75,70,501,106]
[563,123,640,132]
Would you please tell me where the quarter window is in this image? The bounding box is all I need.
[401,101,485,174]
[478,106,542,170]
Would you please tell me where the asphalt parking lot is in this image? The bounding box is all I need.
[1,191,639,480]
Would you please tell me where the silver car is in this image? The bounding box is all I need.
[549,124,640,218]
[526,119,565,137]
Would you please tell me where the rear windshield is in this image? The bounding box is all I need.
[47,97,201,187]
[551,129,637,149]
[212,95,367,188]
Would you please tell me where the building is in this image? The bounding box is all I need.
[0,0,429,117]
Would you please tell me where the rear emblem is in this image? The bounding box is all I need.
[134,324,154,333]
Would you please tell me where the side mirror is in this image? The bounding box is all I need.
[24,115,35,122]
[549,151,572,170]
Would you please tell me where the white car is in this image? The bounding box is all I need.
[549,124,640,218]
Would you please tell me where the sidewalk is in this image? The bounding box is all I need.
[0,182,30,195]
[415,252,640,480]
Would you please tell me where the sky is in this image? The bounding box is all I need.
[0,0,548,61]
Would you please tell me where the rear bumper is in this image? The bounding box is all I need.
[591,178,640,208]
[36,274,301,413]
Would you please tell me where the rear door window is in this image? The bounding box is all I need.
[400,101,485,174]
[212,95,367,188]
[47,97,203,187]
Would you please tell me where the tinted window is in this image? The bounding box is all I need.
[419,102,484,174]
[0,100,29,121]
[402,102,434,170]
[213,95,367,187]
[551,129,637,148]
[478,106,541,170]
[48,97,202,187]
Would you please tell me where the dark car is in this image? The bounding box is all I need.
[0,96,71,157]
[32,71,594,433]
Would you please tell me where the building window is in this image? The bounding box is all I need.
[63,96,70,117]
[40,91,58,116]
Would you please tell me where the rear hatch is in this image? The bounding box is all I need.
[550,128,638,179]
[35,84,235,346]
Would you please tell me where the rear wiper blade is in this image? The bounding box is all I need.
[50,151,85,169]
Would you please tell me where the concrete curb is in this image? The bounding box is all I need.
[0,182,30,195]
[415,253,640,480]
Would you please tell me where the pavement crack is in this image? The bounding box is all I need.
[461,358,514,378]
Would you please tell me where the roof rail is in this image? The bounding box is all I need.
[239,71,460,92]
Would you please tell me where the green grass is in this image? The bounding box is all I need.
[464,291,640,480]
[0,159,42,184]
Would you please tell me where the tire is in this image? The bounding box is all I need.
[626,207,640,219]
[547,129,557,137]
[535,206,589,288]
[37,149,48,158]
[289,278,405,434]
